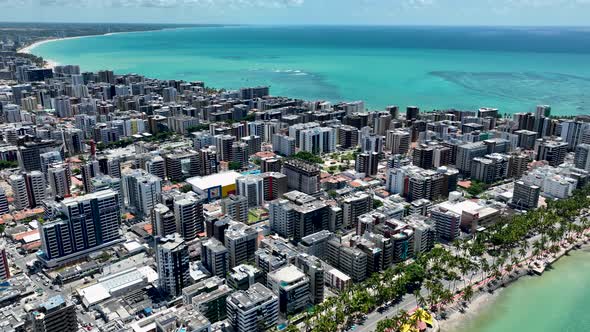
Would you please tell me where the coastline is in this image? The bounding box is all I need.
[439,287,504,332]
[18,35,98,69]
[14,26,590,113]
[17,36,83,69]
[17,27,188,69]
[438,239,590,331]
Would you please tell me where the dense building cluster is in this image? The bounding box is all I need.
[1,44,590,332]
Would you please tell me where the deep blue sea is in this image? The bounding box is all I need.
[32,25,590,115]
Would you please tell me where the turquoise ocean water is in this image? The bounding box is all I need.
[454,249,590,332]
[31,26,590,115]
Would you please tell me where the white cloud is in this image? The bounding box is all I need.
[34,0,305,8]
[0,0,31,6]
[396,0,590,8]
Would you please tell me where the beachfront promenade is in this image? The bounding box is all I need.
[358,214,590,332]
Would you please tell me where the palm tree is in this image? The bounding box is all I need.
[397,310,411,330]
[284,324,299,332]
[480,259,490,283]
[413,289,426,309]
[439,288,454,317]
[518,244,527,265]
[462,285,474,305]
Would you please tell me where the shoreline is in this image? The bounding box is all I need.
[17,27,188,69]
[438,239,590,331]
[18,35,99,69]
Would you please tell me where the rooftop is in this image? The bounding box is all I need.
[228,283,275,310]
[268,264,306,285]
[436,199,499,219]
[187,171,242,189]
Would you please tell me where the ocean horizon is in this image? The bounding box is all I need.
[30,25,590,115]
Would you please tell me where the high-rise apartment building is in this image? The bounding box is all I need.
[144,155,166,180]
[511,180,541,211]
[227,264,265,291]
[430,206,461,241]
[299,127,336,154]
[25,171,46,208]
[471,153,510,184]
[241,135,262,156]
[164,151,199,181]
[535,138,568,166]
[455,142,488,176]
[236,174,264,207]
[152,204,177,238]
[201,238,229,278]
[231,142,249,169]
[81,160,99,194]
[39,190,121,267]
[226,283,279,332]
[282,159,320,195]
[47,163,71,198]
[385,129,410,155]
[225,222,258,268]
[10,173,29,209]
[91,175,123,208]
[0,188,8,215]
[355,152,379,176]
[97,156,121,178]
[338,125,360,149]
[199,147,218,176]
[40,151,62,175]
[215,134,235,162]
[18,140,58,172]
[0,248,9,281]
[156,234,190,298]
[261,172,288,201]
[221,195,249,223]
[342,192,373,229]
[271,134,296,156]
[31,295,77,332]
[294,254,324,304]
[267,264,310,315]
[269,191,329,241]
[123,169,162,217]
[360,132,384,154]
[574,143,590,171]
[174,192,205,241]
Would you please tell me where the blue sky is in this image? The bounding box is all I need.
[1,0,590,25]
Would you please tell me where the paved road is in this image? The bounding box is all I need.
[3,240,101,330]
[353,216,588,332]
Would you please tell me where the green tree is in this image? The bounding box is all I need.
[243,113,256,122]
[186,124,210,133]
[0,160,18,169]
[466,180,489,197]
[228,161,242,170]
[293,151,323,164]
[462,285,474,304]
[180,184,193,193]
[98,252,112,263]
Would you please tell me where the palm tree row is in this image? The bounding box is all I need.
[298,186,590,332]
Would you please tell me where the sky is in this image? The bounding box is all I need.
[1,0,590,26]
